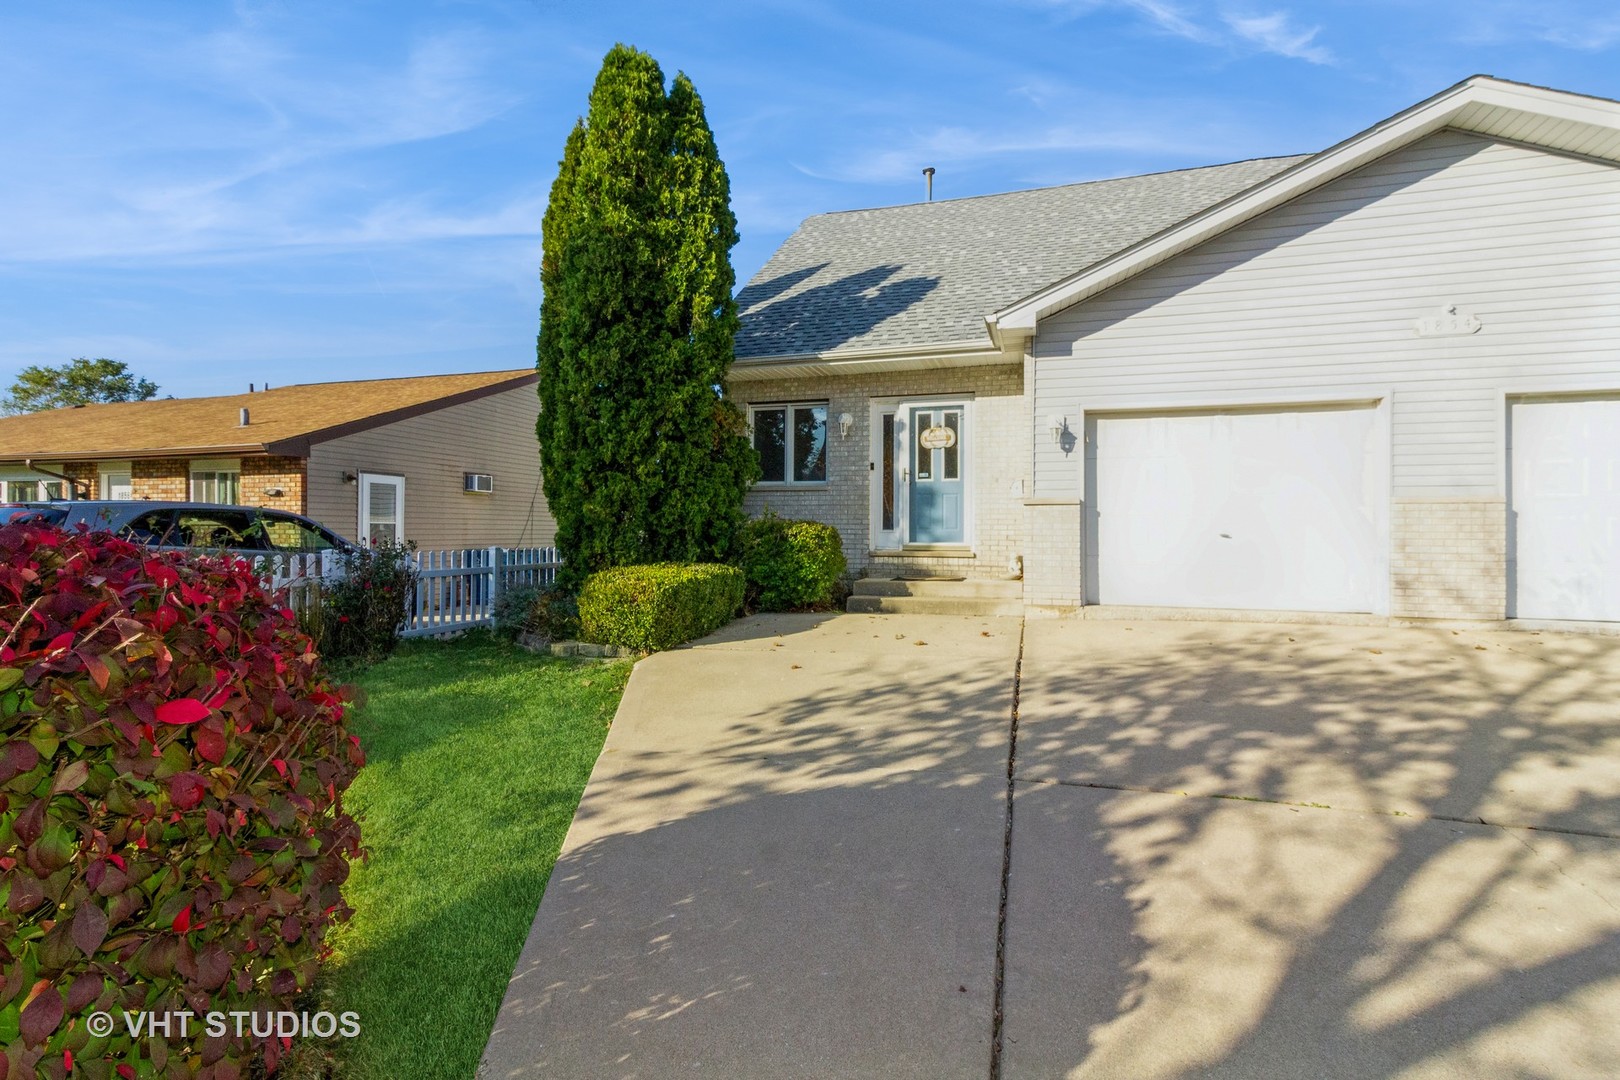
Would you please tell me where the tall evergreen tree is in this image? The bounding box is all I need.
[537,44,756,586]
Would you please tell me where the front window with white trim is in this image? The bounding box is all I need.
[0,466,66,502]
[189,458,241,504]
[750,402,828,484]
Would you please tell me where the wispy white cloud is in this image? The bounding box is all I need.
[1452,1,1620,50]
[0,17,532,265]
[788,94,1263,187]
[1222,10,1333,63]
[1125,0,1222,44]
[1018,0,1333,62]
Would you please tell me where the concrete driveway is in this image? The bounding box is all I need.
[481,614,1620,1079]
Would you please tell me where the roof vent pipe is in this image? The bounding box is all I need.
[923,166,935,201]
[239,407,250,427]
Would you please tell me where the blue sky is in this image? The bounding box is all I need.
[2,1,1618,399]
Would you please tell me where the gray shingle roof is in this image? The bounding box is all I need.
[735,155,1309,360]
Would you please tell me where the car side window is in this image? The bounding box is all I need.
[171,511,270,551]
[119,510,176,545]
[260,512,338,553]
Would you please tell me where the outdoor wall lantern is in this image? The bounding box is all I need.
[839,412,855,439]
[1048,415,1066,445]
[341,471,358,484]
[262,486,286,498]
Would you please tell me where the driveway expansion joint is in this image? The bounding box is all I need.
[1012,776,1620,841]
[989,618,1025,1080]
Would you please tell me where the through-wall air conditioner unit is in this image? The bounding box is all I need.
[463,472,494,494]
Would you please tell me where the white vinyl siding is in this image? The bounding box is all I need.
[1033,130,1620,500]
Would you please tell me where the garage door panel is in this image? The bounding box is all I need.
[1089,406,1385,613]
[1510,398,1620,622]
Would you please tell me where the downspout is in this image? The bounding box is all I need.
[23,459,90,500]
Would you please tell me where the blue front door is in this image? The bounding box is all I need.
[908,405,965,544]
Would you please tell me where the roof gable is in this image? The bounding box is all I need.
[734,156,1306,363]
[989,76,1620,340]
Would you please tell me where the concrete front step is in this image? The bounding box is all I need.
[852,577,1023,600]
[846,594,1025,617]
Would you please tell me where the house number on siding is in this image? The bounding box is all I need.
[1414,305,1482,337]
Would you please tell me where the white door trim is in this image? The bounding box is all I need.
[868,398,905,551]
[358,473,405,546]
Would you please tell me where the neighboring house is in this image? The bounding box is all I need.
[0,369,554,551]
[732,76,1620,626]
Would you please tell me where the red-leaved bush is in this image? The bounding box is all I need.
[0,525,364,1078]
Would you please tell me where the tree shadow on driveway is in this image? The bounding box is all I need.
[479,614,1064,1078]
[1007,620,1620,1079]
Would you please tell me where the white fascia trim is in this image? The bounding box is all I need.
[729,339,1014,381]
[988,76,1620,336]
[733,338,1002,367]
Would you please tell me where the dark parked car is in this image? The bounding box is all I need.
[0,503,64,526]
[13,501,358,559]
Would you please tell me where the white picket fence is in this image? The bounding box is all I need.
[256,546,562,639]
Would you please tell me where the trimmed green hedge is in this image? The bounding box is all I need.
[577,563,745,652]
[736,513,847,611]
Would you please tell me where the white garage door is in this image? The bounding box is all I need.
[1086,405,1386,613]
[1509,397,1620,622]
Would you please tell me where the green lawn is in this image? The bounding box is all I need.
[302,633,631,1080]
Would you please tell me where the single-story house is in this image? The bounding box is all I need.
[0,369,554,551]
[731,75,1620,626]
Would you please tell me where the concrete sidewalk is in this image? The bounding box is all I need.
[481,613,1620,1079]
[480,613,1022,1079]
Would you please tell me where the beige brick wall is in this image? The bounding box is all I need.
[62,462,97,498]
[125,456,308,509]
[240,456,307,513]
[131,459,188,501]
[730,364,1027,580]
[1023,500,1083,611]
[1391,498,1506,620]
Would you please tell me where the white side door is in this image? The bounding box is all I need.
[99,462,133,500]
[358,473,405,546]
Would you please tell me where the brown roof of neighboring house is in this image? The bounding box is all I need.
[0,369,538,463]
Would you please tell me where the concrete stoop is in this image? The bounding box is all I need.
[846,577,1024,617]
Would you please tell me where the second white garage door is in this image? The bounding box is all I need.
[1509,397,1620,622]
[1085,404,1387,613]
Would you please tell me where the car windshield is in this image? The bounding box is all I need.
[169,510,271,551]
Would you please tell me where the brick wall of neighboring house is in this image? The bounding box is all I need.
[61,462,97,499]
[131,459,188,501]
[730,363,1027,582]
[240,456,307,514]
